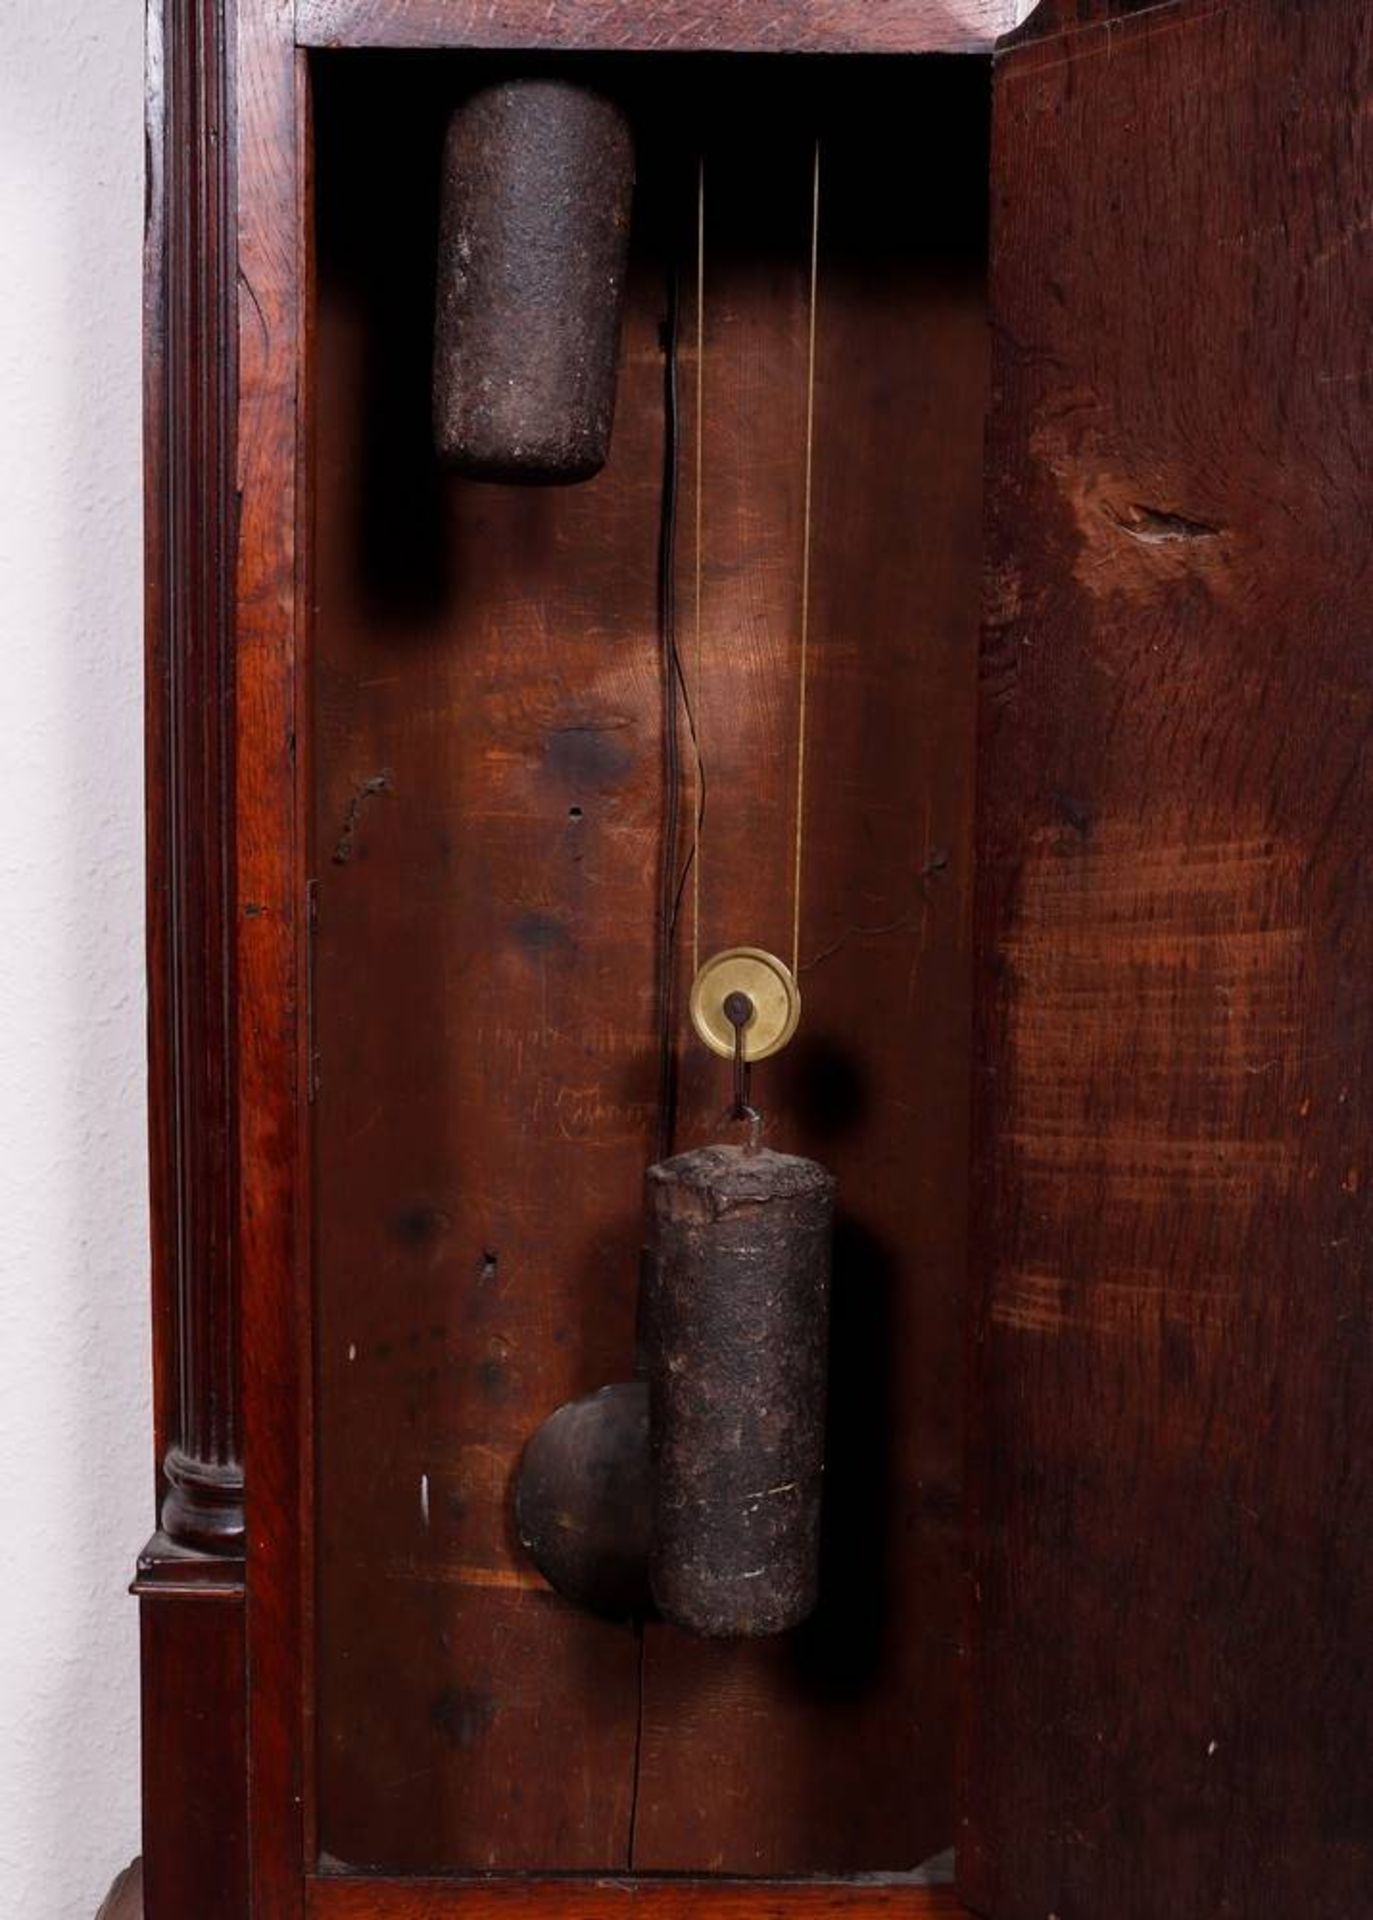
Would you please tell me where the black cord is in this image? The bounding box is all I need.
[653,257,684,1167]
[653,177,709,1166]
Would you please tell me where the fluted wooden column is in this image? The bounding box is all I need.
[135,5,251,1912]
[147,0,243,1556]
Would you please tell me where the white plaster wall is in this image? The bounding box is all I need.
[0,1,150,1914]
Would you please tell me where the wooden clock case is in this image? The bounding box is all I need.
[122,1,1372,1917]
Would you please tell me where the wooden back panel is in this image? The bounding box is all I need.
[311,53,988,1877]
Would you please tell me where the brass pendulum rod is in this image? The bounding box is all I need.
[690,154,707,987]
[686,141,822,1113]
[791,139,822,983]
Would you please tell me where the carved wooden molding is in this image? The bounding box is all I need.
[307,1885,969,1919]
[294,0,1046,53]
[145,0,244,1556]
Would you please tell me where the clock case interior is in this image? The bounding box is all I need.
[310,47,990,1881]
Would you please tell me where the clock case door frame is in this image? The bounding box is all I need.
[138,1,1373,1917]
[141,5,1023,1914]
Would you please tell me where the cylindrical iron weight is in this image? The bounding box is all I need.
[644,1145,835,1637]
[433,79,634,483]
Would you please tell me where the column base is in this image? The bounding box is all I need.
[95,1860,142,1919]
[160,1447,245,1552]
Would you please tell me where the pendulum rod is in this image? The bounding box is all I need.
[791,140,822,982]
[690,155,707,986]
[684,140,823,1060]
[652,159,715,1165]
[653,252,684,1166]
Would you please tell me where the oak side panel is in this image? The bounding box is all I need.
[294,0,1027,54]
[966,2,1373,1916]
[307,1884,968,1919]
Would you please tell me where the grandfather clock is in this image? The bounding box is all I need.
[117,1,1373,1916]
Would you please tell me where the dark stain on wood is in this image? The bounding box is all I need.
[544,721,636,791]
[389,1202,451,1249]
[332,770,392,864]
[430,1685,499,1751]
[512,911,572,956]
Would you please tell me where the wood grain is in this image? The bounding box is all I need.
[145,0,989,1909]
[965,1,1373,1916]
[146,0,244,1553]
[139,1544,248,1920]
[140,2,253,1911]
[294,0,1035,54]
[311,56,985,1878]
[307,1883,967,1919]
[235,1,309,1914]
[311,54,653,1873]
